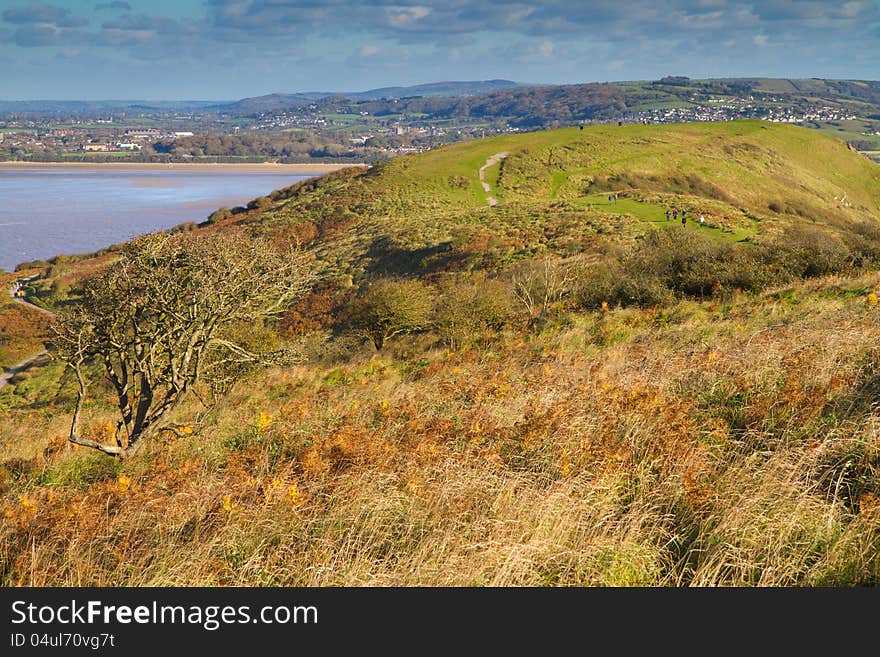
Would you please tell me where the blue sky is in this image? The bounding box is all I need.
[1,1,878,100]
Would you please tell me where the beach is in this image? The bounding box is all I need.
[0,161,362,174]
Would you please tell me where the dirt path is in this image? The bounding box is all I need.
[478,152,509,207]
[1,279,54,392]
[0,350,49,390]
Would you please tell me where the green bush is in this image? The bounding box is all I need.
[576,224,880,310]
[342,278,434,350]
[434,274,513,348]
[247,196,273,211]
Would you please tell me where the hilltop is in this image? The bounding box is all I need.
[221,120,880,281]
[1,121,879,586]
[217,80,521,114]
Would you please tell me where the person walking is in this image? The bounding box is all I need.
[682,213,687,227]
[699,215,705,227]
[673,209,678,221]
[681,209,687,222]
[666,209,670,221]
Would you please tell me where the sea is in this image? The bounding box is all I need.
[0,166,313,272]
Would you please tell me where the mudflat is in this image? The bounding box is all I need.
[0,161,360,174]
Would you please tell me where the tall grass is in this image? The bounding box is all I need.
[2,271,878,586]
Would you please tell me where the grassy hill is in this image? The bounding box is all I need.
[1,121,879,586]
[232,121,880,280]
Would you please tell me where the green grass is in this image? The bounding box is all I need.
[805,119,880,149]
[248,120,880,281]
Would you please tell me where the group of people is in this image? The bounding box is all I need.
[666,208,705,227]
[604,192,706,227]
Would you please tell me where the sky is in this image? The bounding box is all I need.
[0,0,878,100]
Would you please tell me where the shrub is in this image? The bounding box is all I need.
[247,196,273,211]
[343,278,434,350]
[14,260,48,272]
[761,226,851,279]
[575,223,880,311]
[434,274,513,348]
[207,208,233,224]
[510,257,577,325]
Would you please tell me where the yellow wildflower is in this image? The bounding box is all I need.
[257,411,273,433]
[18,494,36,515]
[116,473,131,494]
[287,484,302,508]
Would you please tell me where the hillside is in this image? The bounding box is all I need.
[245,77,880,152]
[214,80,521,114]
[1,121,879,586]
[233,121,880,280]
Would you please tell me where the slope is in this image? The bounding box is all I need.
[237,121,880,281]
[2,120,880,587]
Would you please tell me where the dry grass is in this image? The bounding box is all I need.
[1,272,879,586]
[0,271,51,370]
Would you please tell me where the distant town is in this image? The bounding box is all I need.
[2,77,879,164]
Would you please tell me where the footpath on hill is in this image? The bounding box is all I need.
[0,280,53,392]
[479,152,508,206]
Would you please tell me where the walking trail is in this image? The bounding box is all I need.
[478,152,508,207]
[0,279,54,392]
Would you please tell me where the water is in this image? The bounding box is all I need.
[0,167,314,272]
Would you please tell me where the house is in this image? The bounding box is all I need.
[124,129,162,140]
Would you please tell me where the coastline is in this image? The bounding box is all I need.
[0,161,362,174]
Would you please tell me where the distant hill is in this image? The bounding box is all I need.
[214,77,880,155]
[0,99,222,116]
[350,79,521,100]
[216,79,522,114]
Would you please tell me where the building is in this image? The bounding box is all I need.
[124,129,162,140]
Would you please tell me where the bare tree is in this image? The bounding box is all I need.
[51,231,314,457]
[510,257,576,326]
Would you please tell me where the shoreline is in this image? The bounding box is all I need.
[0,161,363,174]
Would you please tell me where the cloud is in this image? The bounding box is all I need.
[101,15,182,33]
[96,14,192,50]
[95,1,132,11]
[2,0,879,98]
[198,0,879,47]
[346,43,412,68]
[2,3,87,28]
[11,23,84,47]
[2,3,88,47]
[357,44,382,57]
